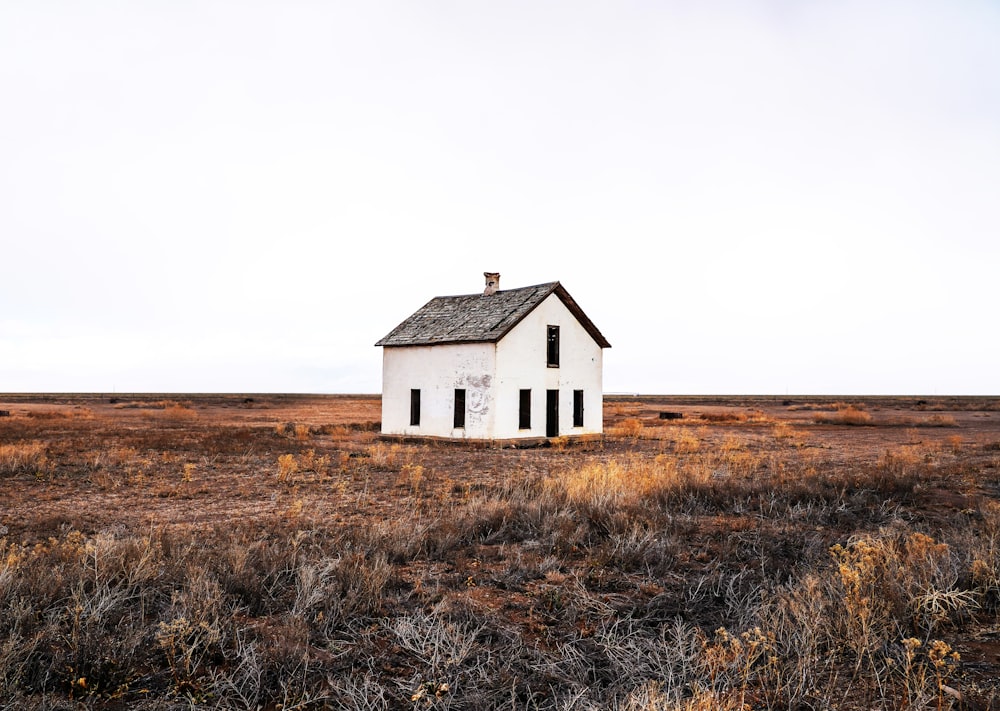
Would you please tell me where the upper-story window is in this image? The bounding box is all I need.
[454,388,466,429]
[547,325,560,367]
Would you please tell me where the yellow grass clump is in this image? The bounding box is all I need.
[921,414,957,427]
[546,455,712,509]
[612,417,644,438]
[674,427,702,453]
[25,407,93,419]
[0,442,49,476]
[813,407,872,426]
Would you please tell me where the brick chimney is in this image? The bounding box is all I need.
[483,272,500,296]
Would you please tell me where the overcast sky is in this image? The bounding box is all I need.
[2,1,998,395]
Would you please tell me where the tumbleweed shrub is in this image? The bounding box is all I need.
[813,406,873,426]
[966,499,1000,610]
[24,407,93,420]
[700,410,774,425]
[833,401,867,411]
[611,417,644,438]
[870,445,930,496]
[701,410,747,423]
[944,434,963,454]
[276,453,298,482]
[751,528,983,708]
[276,450,331,483]
[919,413,958,427]
[829,530,971,655]
[160,402,198,420]
[0,442,48,477]
[365,441,409,470]
[673,427,702,453]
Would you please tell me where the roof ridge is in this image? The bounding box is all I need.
[486,283,548,332]
[428,281,560,301]
[374,280,608,349]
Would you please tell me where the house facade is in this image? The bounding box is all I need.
[376,274,611,440]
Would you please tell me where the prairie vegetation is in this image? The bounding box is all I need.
[0,394,999,709]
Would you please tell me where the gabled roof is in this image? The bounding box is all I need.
[375,281,611,348]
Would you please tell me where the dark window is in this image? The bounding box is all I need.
[409,389,421,426]
[546,389,559,437]
[547,325,560,367]
[454,389,466,428]
[573,390,584,427]
[519,389,531,429]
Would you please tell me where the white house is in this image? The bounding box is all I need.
[375,273,611,441]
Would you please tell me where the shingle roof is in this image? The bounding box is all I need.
[375,281,611,348]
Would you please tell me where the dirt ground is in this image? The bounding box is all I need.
[2,393,999,539]
[2,393,1000,709]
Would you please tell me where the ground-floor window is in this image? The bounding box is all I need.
[519,389,531,429]
[573,390,584,427]
[454,388,466,428]
[410,389,421,426]
[546,390,559,437]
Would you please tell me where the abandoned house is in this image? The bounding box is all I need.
[375,273,611,441]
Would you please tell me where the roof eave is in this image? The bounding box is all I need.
[551,284,612,349]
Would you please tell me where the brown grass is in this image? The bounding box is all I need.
[0,442,48,476]
[611,417,644,438]
[24,407,93,419]
[159,402,199,420]
[0,393,997,709]
[813,406,873,426]
[921,414,958,427]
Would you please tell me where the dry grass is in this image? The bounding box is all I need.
[0,442,48,476]
[701,410,748,423]
[161,403,198,420]
[24,407,93,419]
[611,417,644,438]
[0,393,998,709]
[813,406,874,426]
[921,414,959,427]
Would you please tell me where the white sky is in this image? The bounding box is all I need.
[2,1,998,395]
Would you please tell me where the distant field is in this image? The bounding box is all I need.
[1,394,999,709]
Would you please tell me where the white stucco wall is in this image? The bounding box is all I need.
[494,293,604,438]
[381,342,497,438]
[380,293,604,440]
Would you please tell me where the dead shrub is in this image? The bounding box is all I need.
[813,407,873,426]
[612,418,644,438]
[772,422,796,441]
[160,402,198,420]
[875,446,926,486]
[276,454,298,482]
[918,414,958,427]
[365,442,407,470]
[0,442,48,476]
[830,530,970,657]
[25,407,93,419]
[701,411,746,423]
[673,427,701,454]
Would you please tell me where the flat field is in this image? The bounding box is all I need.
[2,394,999,709]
